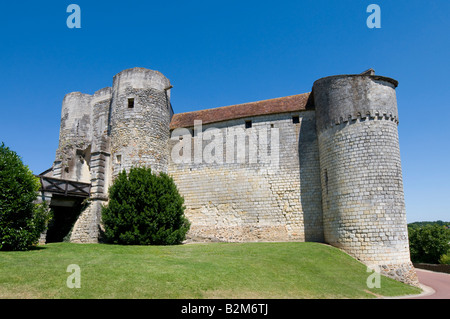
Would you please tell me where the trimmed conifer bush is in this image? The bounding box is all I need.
[101,167,190,245]
[0,142,51,251]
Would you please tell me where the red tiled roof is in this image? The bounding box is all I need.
[170,92,313,129]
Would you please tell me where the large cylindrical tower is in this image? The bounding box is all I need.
[109,67,172,177]
[313,73,418,285]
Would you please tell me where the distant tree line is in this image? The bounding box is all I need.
[408,220,450,229]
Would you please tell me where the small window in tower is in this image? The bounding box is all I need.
[245,120,252,129]
[292,116,300,124]
[128,98,135,109]
[116,155,122,164]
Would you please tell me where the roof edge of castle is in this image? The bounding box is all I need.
[169,92,313,129]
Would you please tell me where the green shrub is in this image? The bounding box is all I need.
[102,167,190,245]
[408,224,450,264]
[439,254,450,265]
[0,142,51,251]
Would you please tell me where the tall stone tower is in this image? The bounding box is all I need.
[53,92,92,183]
[109,68,173,177]
[313,73,417,283]
[47,67,173,243]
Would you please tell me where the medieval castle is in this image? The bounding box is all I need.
[38,67,418,285]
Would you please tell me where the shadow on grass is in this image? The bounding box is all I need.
[0,245,47,253]
[29,245,48,251]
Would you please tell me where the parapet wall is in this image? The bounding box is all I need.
[314,75,399,132]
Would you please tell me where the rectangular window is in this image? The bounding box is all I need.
[116,155,122,164]
[292,116,300,124]
[245,120,252,129]
[128,98,135,109]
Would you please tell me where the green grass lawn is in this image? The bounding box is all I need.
[0,242,421,299]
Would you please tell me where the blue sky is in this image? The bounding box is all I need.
[0,1,448,223]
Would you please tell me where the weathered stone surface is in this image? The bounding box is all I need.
[55,92,93,183]
[69,199,105,243]
[169,111,323,243]
[313,75,399,133]
[379,262,419,286]
[109,68,172,177]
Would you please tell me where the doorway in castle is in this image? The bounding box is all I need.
[45,195,84,243]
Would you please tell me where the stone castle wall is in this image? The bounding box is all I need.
[168,111,323,242]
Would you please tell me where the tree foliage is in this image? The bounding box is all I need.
[408,224,450,264]
[408,220,450,229]
[0,142,51,251]
[102,167,190,245]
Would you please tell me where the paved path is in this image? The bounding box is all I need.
[407,269,450,299]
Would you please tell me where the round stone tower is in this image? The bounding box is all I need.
[313,73,418,285]
[54,91,92,182]
[109,67,172,177]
